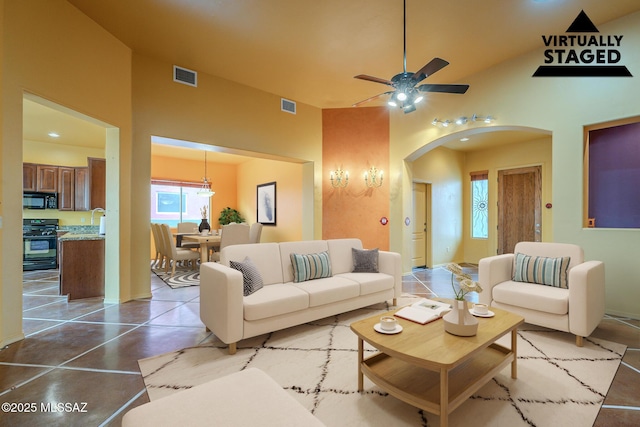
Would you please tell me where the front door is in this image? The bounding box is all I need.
[497,166,542,254]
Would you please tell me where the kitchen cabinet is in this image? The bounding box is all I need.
[74,167,90,211]
[89,157,106,209]
[23,163,37,191]
[36,165,58,192]
[59,236,104,300]
[58,167,75,211]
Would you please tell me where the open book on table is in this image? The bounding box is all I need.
[395,298,452,325]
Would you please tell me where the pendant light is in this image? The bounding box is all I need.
[197,151,215,197]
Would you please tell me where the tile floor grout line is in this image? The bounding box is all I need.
[22,299,69,313]
[622,360,640,374]
[0,361,140,375]
[601,404,640,411]
[99,388,148,427]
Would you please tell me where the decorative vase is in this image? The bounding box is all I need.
[443,299,479,336]
[198,218,210,233]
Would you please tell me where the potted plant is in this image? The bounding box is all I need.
[218,207,245,225]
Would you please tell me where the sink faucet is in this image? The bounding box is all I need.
[91,208,105,225]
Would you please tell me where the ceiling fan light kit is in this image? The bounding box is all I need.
[353,0,469,114]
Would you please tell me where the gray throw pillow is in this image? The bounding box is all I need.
[352,248,379,273]
[229,256,264,296]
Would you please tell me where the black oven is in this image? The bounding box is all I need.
[23,219,59,271]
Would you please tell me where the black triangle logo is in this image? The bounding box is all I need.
[566,10,599,33]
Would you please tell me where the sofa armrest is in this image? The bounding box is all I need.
[478,254,514,305]
[200,262,245,345]
[378,251,402,298]
[568,260,605,338]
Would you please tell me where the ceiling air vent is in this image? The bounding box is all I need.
[173,65,197,87]
[281,98,296,115]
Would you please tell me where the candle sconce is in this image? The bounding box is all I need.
[364,166,383,188]
[330,168,349,188]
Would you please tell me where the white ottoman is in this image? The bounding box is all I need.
[122,368,325,426]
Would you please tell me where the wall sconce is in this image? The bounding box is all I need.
[330,168,349,188]
[432,114,495,127]
[364,166,383,188]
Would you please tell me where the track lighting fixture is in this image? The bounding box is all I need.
[432,115,495,127]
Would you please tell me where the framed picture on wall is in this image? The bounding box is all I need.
[257,181,276,225]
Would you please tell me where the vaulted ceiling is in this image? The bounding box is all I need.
[67,0,640,108]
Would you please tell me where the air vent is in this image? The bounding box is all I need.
[281,98,296,114]
[173,65,197,87]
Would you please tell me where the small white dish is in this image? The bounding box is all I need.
[373,323,403,334]
[469,309,495,318]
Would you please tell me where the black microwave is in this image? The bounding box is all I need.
[23,192,58,209]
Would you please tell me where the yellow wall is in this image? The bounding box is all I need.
[1,0,132,346]
[412,147,466,266]
[463,137,553,263]
[391,12,640,318]
[131,52,322,292]
[237,158,305,243]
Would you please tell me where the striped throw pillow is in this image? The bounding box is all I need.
[290,251,332,283]
[513,253,571,289]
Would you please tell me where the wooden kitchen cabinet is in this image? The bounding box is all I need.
[36,165,58,192]
[23,163,37,191]
[74,167,90,211]
[58,167,76,211]
[59,238,105,300]
[89,157,106,209]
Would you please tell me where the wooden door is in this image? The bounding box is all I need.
[412,183,427,268]
[498,166,541,254]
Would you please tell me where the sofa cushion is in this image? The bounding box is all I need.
[230,256,264,296]
[352,248,379,273]
[243,284,310,321]
[493,280,569,315]
[292,276,360,307]
[327,239,364,274]
[279,241,330,283]
[222,243,284,285]
[337,272,394,296]
[513,252,570,289]
[290,251,332,283]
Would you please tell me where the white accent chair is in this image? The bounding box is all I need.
[478,242,605,346]
[210,223,250,262]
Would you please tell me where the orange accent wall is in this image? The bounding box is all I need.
[322,107,390,250]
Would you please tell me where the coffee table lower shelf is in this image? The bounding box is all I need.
[360,343,514,418]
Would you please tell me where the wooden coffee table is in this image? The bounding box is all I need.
[350,302,524,427]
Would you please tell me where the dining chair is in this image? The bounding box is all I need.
[160,224,201,277]
[249,222,263,244]
[177,222,200,250]
[210,223,250,262]
[150,223,163,268]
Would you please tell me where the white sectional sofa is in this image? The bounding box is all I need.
[200,238,402,354]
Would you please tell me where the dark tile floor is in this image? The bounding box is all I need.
[0,266,638,426]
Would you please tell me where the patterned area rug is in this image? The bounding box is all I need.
[151,267,199,288]
[138,297,626,426]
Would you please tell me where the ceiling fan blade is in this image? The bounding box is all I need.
[417,84,469,94]
[411,57,450,84]
[354,74,394,86]
[352,91,394,107]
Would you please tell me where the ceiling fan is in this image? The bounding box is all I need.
[353,0,469,114]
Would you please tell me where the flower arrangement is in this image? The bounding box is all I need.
[200,205,208,219]
[445,263,483,301]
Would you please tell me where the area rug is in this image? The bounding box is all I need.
[151,267,199,289]
[138,297,626,426]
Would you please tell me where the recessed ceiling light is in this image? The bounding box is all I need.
[48,132,60,138]
[460,137,470,142]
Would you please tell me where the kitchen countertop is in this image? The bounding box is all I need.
[58,233,105,241]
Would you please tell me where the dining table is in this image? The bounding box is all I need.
[181,233,221,264]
